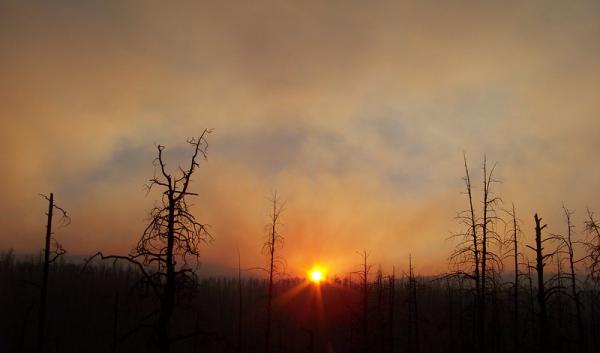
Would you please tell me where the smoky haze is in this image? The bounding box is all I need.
[1,0,600,274]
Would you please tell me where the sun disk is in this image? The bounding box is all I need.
[307,265,327,284]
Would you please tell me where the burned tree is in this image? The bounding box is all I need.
[407,254,420,353]
[557,204,584,352]
[505,203,522,353]
[89,130,212,353]
[449,154,503,353]
[38,193,69,353]
[449,155,481,350]
[479,156,503,353]
[527,213,560,353]
[357,250,372,353]
[263,191,284,353]
[585,209,600,281]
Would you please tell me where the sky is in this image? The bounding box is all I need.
[1,0,599,276]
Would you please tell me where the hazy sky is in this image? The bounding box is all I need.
[1,0,599,275]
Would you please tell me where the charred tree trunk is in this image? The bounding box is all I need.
[408,254,420,353]
[510,204,520,353]
[361,251,369,353]
[265,193,283,353]
[37,192,54,353]
[376,267,384,353]
[562,205,584,353]
[480,159,489,353]
[388,268,395,353]
[533,213,549,353]
[462,156,482,352]
[157,194,177,353]
[237,250,243,353]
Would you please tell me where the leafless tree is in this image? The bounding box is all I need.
[527,213,560,353]
[407,254,420,353]
[505,203,522,353]
[263,191,284,353]
[584,209,600,282]
[449,154,503,353]
[355,250,372,352]
[87,131,213,353]
[556,204,585,352]
[449,154,481,349]
[38,192,69,353]
[388,267,396,353]
[479,155,504,353]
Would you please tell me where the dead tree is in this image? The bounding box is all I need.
[557,205,584,353]
[355,250,372,353]
[88,131,212,353]
[263,192,284,353]
[506,203,522,353]
[38,193,69,353]
[376,266,384,353]
[449,155,503,353]
[528,213,559,353]
[479,156,503,353]
[237,249,243,353]
[388,268,395,353]
[407,254,420,353]
[585,208,600,353]
[585,209,600,281]
[449,154,481,351]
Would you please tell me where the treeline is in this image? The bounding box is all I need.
[2,249,600,353]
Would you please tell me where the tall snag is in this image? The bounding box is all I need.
[558,205,584,353]
[450,154,502,353]
[263,191,284,353]
[479,155,503,353]
[355,250,372,352]
[528,213,559,353]
[450,154,481,350]
[89,131,212,353]
[38,193,69,353]
[408,254,420,353]
[506,203,522,353]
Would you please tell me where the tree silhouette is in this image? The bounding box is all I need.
[528,213,560,353]
[449,155,481,350]
[450,155,503,353]
[557,204,585,352]
[38,193,69,353]
[504,203,522,353]
[263,191,284,353]
[88,130,212,353]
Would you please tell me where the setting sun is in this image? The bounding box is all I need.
[308,265,327,284]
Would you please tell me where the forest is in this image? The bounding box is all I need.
[1,132,599,353]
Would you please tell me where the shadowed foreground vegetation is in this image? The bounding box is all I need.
[2,252,600,353]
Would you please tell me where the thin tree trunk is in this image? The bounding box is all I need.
[158,193,176,353]
[388,268,395,353]
[362,251,369,352]
[237,250,243,353]
[534,213,548,353]
[38,192,53,353]
[266,196,279,353]
[563,206,584,353]
[408,254,420,353]
[463,156,481,353]
[511,204,520,353]
[480,157,490,353]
